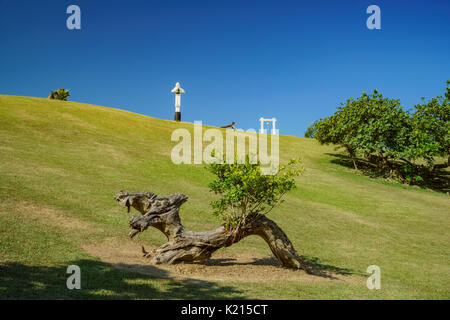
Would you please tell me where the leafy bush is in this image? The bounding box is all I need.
[305,81,449,185]
[207,156,303,230]
[307,89,409,170]
[407,80,449,171]
[48,88,70,101]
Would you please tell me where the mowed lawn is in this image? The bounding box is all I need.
[0,95,448,299]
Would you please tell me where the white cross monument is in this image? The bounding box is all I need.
[171,82,185,122]
[259,117,277,134]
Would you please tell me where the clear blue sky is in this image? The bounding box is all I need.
[1,0,449,136]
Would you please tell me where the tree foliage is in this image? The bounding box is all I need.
[206,156,303,230]
[407,81,450,171]
[305,81,449,185]
[48,88,70,101]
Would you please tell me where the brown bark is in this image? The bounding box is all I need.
[114,191,307,270]
[430,155,450,172]
[345,145,358,170]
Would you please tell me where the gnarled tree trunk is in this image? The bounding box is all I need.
[114,191,307,270]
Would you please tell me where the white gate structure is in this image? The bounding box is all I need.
[259,117,277,134]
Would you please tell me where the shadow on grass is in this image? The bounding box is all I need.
[299,255,359,279]
[0,260,244,300]
[209,257,279,267]
[326,153,450,193]
[209,255,355,279]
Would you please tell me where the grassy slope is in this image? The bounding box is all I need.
[0,95,448,299]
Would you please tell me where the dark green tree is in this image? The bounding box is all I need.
[306,90,409,171]
[305,81,450,185]
[406,81,450,172]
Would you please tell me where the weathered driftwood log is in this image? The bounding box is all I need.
[114,190,307,270]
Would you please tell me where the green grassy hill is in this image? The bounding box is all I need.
[0,95,448,299]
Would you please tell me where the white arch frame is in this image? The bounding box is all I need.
[259,117,277,134]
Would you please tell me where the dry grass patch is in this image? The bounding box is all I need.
[2,201,101,233]
[83,237,360,284]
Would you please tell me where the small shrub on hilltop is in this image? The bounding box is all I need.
[48,88,70,101]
